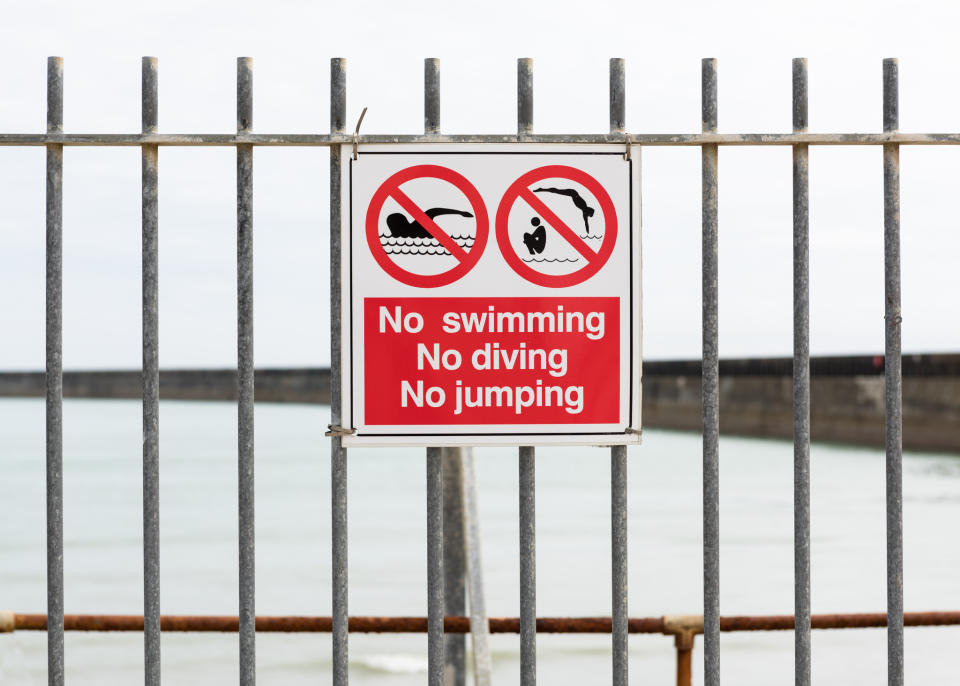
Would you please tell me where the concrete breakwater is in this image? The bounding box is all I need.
[1,354,957,452]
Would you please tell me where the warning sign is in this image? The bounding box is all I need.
[341,144,641,446]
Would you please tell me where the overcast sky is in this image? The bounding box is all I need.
[1,0,958,370]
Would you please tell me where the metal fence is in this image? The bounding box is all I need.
[0,54,944,686]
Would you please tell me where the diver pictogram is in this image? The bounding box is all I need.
[496,165,618,288]
[533,187,595,233]
[365,165,489,288]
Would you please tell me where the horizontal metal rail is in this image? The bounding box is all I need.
[4,611,959,633]
[5,132,960,146]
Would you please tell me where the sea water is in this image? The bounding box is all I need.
[1,398,959,684]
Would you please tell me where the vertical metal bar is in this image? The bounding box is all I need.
[791,57,811,686]
[45,55,64,686]
[611,445,628,686]
[519,446,536,686]
[700,57,720,686]
[517,58,533,138]
[882,56,904,686]
[424,57,440,136]
[609,57,625,134]
[423,58,464,686]
[676,638,693,686]
[236,56,255,686]
[609,56,628,686]
[427,447,445,686]
[517,57,536,686]
[141,55,161,686]
[442,447,466,686]
[329,56,349,686]
[461,448,493,686]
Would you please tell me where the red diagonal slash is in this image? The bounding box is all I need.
[518,188,599,263]
[388,186,470,262]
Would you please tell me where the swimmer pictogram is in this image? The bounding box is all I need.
[365,165,489,288]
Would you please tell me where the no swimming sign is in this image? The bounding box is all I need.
[339,144,641,446]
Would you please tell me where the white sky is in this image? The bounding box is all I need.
[1,0,958,369]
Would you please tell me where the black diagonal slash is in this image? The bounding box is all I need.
[388,185,471,262]
[518,187,600,263]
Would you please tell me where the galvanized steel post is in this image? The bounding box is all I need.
[517,56,537,686]
[519,445,536,686]
[461,449,493,686]
[882,57,904,686]
[141,55,161,686]
[422,56,465,686]
[426,446,445,686]
[518,58,533,139]
[700,57,721,686]
[791,56,812,686]
[329,56,349,686]
[236,56,256,686]
[790,56,813,686]
[608,56,629,686]
[45,55,65,686]
[441,446,467,686]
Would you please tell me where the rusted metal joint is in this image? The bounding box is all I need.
[661,614,704,650]
[325,424,357,438]
[0,611,14,633]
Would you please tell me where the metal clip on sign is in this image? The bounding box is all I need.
[623,133,632,161]
[326,425,357,437]
[353,107,368,160]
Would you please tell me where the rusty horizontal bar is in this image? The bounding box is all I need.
[4,132,960,147]
[6,612,959,634]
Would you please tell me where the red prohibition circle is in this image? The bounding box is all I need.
[495,165,618,288]
[366,165,489,288]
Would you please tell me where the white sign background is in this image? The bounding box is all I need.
[340,144,642,447]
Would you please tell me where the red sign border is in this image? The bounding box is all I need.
[495,165,618,288]
[365,164,489,288]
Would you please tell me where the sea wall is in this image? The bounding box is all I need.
[1,355,957,452]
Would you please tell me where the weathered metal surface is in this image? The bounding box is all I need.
[609,56,629,686]
[10,132,960,146]
[426,447,445,686]
[45,55,65,686]
[517,56,537,686]
[141,55,161,686]
[517,58,533,138]
[236,56,256,686]
[519,445,536,686]
[422,59,467,686]
[424,57,440,136]
[609,58,625,135]
[329,55,349,686]
[882,57,904,686]
[792,56,811,686]
[700,56,720,686]
[611,444,628,686]
[441,448,466,686]
[12,611,959,633]
[461,449,492,686]
[664,616,703,686]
